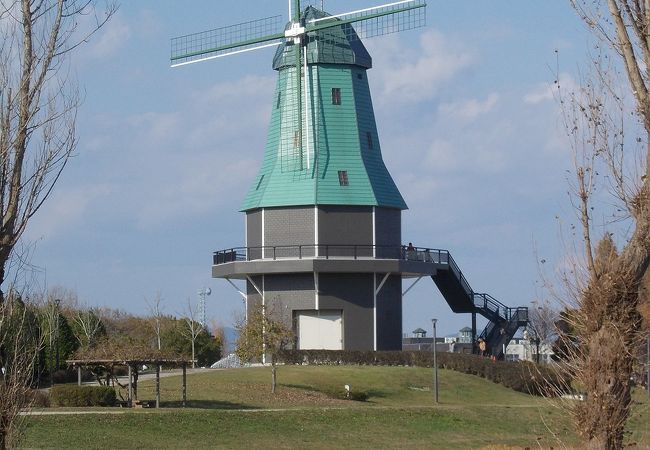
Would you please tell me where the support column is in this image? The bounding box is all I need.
[182,364,187,407]
[155,365,161,408]
[77,366,81,386]
[127,365,133,407]
[471,313,477,354]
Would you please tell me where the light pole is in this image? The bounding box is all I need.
[55,299,61,372]
[432,318,438,403]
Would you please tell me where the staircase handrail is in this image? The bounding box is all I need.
[442,251,474,298]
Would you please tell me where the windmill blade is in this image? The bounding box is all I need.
[171,15,286,67]
[307,0,426,41]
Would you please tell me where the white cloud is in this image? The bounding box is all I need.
[369,30,475,104]
[134,155,257,229]
[126,112,182,148]
[89,16,131,58]
[26,184,113,240]
[423,139,459,171]
[524,73,576,105]
[200,75,275,103]
[438,93,499,121]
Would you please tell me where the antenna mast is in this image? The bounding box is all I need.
[197,287,211,328]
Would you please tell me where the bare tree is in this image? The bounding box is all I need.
[0,0,117,302]
[549,2,650,446]
[526,301,558,363]
[180,297,201,368]
[0,3,116,447]
[145,292,164,351]
[72,305,104,348]
[235,303,294,394]
[209,318,227,354]
[0,293,42,450]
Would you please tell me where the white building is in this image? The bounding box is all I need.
[505,338,554,363]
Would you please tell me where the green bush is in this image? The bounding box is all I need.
[27,389,50,408]
[322,386,369,402]
[277,350,569,397]
[50,385,117,407]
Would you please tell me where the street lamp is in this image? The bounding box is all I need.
[431,318,438,403]
[54,299,61,377]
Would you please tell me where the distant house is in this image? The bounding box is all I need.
[458,327,472,344]
[504,338,555,363]
[402,327,473,354]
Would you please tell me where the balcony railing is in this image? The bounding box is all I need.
[213,245,449,265]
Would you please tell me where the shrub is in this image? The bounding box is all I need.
[50,385,116,407]
[277,350,570,396]
[26,389,50,408]
[322,387,369,402]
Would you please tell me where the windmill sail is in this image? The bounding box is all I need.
[307,0,426,41]
[171,15,285,67]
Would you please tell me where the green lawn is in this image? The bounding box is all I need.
[20,365,650,449]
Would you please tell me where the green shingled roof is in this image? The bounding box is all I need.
[241,6,406,212]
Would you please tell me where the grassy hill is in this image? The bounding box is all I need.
[22,365,649,449]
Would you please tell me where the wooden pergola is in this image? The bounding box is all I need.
[66,358,195,408]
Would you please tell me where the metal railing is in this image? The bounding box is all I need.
[213,244,453,265]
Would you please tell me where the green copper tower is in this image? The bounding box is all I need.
[241,6,406,212]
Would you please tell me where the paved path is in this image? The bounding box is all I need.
[22,403,544,416]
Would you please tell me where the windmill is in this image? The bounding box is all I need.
[171,1,426,175]
[179,1,437,352]
[191,2,530,357]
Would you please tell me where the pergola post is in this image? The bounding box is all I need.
[182,363,187,407]
[127,365,133,407]
[155,364,161,408]
[77,365,81,386]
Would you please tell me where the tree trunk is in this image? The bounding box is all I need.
[575,237,644,450]
[271,365,276,394]
[0,417,6,450]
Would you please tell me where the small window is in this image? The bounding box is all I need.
[276,91,281,109]
[338,170,349,186]
[294,131,301,147]
[332,88,341,105]
[366,132,374,149]
[357,73,363,80]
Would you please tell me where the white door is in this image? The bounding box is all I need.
[297,310,343,350]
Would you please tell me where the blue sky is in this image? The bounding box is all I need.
[24,1,593,337]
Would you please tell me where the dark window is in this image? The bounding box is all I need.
[357,73,363,80]
[367,132,374,149]
[332,88,341,105]
[276,91,281,109]
[338,170,349,186]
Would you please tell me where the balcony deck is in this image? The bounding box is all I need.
[212,245,443,279]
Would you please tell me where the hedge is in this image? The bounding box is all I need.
[50,385,117,407]
[277,350,569,396]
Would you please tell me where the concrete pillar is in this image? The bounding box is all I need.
[77,366,81,386]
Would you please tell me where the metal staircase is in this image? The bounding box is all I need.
[424,249,528,359]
